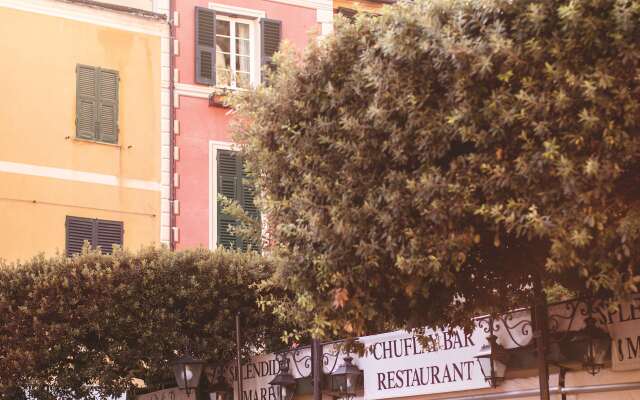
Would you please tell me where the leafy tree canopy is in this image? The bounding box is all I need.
[0,248,282,399]
[233,0,640,338]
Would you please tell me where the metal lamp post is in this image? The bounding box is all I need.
[172,353,207,397]
[329,355,362,400]
[269,355,297,400]
[574,304,610,376]
[271,339,356,400]
[474,334,510,388]
[173,313,245,400]
[476,296,613,400]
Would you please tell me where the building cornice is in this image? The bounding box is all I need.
[0,0,168,36]
[59,0,166,20]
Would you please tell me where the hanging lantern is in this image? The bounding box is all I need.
[173,353,206,397]
[269,355,296,400]
[330,356,362,400]
[574,316,610,375]
[474,334,510,387]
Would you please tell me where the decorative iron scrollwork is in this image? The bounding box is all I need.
[279,340,346,379]
[475,297,605,351]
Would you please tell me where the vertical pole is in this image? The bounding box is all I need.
[236,313,243,400]
[533,278,550,400]
[559,367,567,400]
[312,338,322,400]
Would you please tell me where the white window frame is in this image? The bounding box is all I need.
[209,140,239,249]
[208,140,267,251]
[209,3,264,89]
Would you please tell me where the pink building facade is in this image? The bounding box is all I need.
[171,0,333,249]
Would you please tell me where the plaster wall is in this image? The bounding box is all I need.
[175,96,233,248]
[0,5,164,260]
[173,0,317,249]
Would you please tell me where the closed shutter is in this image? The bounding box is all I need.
[76,65,98,140]
[97,69,119,144]
[217,149,241,249]
[65,216,123,256]
[216,150,261,250]
[241,164,261,251]
[66,216,94,256]
[260,18,282,81]
[95,219,123,254]
[195,7,216,85]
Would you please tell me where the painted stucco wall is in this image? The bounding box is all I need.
[175,97,234,248]
[173,0,318,249]
[0,5,164,260]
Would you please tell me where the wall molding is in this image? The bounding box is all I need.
[0,160,162,192]
[263,0,332,11]
[0,0,168,36]
[174,82,220,101]
[209,2,266,18]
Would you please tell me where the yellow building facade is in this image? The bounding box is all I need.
[0,0,171,261]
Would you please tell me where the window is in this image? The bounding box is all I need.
[216,149,260,250]
[195,7,281,88]
[215,17,252,89]
[66,216,123,256]
[76,65,119,144]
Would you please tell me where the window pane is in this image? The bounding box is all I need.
[237,55,251,73]
[216,36,230,53]
[236,39,250,56]
[217,69,232,86]
[236,23,250,39]
[216,52,231,70]
[216,20,230,36]
[236,72,251,89]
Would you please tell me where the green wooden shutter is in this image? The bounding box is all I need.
[217,149,241,248]
[260,18,282,83]
[241,163,260,251]
[216,150,261,250]
[66,216,123,256]
[195,7,216,85]
[97,68,119,144]
[76,65,98,140]
[66,216,94,256]
[96,219,123,254]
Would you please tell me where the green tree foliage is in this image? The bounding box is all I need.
[0,247,282,399]
[232,0,640,338]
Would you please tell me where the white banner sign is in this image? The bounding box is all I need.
[358,328,489,399]
[230,353,280,400]
[228,349,313,400]
[222,326,490,400]
[605,299,640,371]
